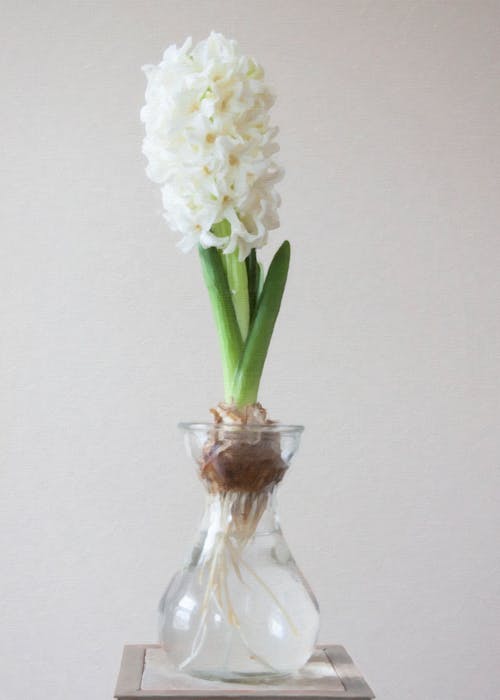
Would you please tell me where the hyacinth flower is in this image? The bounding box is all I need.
[141,32,288,418]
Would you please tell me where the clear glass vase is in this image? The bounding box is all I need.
[158,422,320,682]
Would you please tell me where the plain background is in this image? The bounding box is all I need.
[1,1,499,699]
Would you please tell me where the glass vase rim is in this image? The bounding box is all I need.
[178,421,304,435]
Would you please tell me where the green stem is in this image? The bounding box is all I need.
[198,245,243,401]
[212,220,249,340]
[231,241,290,407]
[220,249,249,340]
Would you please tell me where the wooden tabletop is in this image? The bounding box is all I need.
[114,644,375,699]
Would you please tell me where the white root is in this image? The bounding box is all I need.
[184,489,297,672]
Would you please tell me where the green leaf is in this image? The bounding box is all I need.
[245,249,260,325]
[198,245,243,401]
[231,241,290,407]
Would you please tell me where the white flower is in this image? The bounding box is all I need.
[140,32,282,260]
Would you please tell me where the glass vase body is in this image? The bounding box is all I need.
[158,423,320,682]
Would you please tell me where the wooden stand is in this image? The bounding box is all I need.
[114,644,375,699]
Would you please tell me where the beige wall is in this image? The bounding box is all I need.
[2,1,500,698]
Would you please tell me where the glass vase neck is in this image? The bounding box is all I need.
[179,422,304,492]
